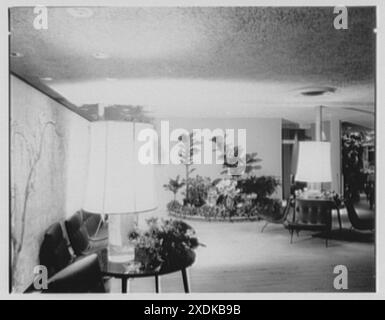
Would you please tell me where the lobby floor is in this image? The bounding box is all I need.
[110,210,375,293]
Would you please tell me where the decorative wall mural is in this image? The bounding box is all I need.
[11,114,62,291]
[10,76,90,293]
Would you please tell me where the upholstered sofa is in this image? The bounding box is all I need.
[65,211,108,256]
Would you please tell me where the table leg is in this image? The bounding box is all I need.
[181,268,190,293]
[155,275,161,293]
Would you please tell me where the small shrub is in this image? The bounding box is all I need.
[237,176,279,199]
[183,175,212,207]
[167,200,182,213]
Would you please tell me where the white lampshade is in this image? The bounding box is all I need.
[83,121,157,214]
[295,141,332,183]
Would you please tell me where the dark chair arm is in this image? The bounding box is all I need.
[89,235,108,243]
[43,254,106,293]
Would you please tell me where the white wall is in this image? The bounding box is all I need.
[65,112,90,217]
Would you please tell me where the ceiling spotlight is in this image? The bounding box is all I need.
[66,8,94,18]
[10,52,23,58]
[93,52,110,59]
[40,77,53,81]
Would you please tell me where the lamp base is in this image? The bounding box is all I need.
[108,244,135,263]
[108,213,138,263]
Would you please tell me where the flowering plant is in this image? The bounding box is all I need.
[206,187,219,207]
[128,218,202,271]
[215,178,240,198]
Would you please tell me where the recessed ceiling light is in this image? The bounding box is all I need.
[40,77,53,81]
[106,77,117,81]
[299,86,336,96]
[10,52,23,58]
[66,8,93,18]
[93,52,110,59]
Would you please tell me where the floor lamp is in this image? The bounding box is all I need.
[83,120,157,262]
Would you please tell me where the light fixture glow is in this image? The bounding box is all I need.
[66,8,94,18]
[299,86,336,96]
[93,52,110,59]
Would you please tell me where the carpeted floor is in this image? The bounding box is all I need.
[110,209,375,293]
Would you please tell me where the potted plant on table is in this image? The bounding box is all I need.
[128,218,203,272]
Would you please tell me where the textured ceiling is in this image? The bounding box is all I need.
[10,6,375,125]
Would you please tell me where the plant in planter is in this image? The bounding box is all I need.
[167,200,183,214]
[237,175,279,200]
[163,175,185,202]
[128,218,202,271]
[212,135,262,177]
[182,175,212,207]
[200,204,219,220]
[177,132,199,205]
[215,178,240,207]
[234,193,259,219]
[206,186,219,207]
[235,175,280,217]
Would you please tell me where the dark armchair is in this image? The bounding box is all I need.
[65,211,108,256]
[286,199,333,247]
[39,222,73,278]
[82,211,108,241]
[344,197,374,231]
[37,222,108,293]
[44,253,106,293]
[255,197,294,232]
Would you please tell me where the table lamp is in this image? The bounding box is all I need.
[83,121,157,262]
[295,141,332,198]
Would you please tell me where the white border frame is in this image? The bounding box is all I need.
[1,0,384,300]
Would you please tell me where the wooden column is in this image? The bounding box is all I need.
[313,106,324,190]
[315,106,324,142]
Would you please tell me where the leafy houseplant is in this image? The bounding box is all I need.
[237,176,280,218]
[177,132,199,205]
[163,175,185,202]
[215,178,240,215]
[237,175,279,200]
[212,136,262,177]
[128,218,202,271]
[342,132,365,201]
[182,175,212,207]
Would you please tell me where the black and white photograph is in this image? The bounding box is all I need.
[3,1,383,299]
